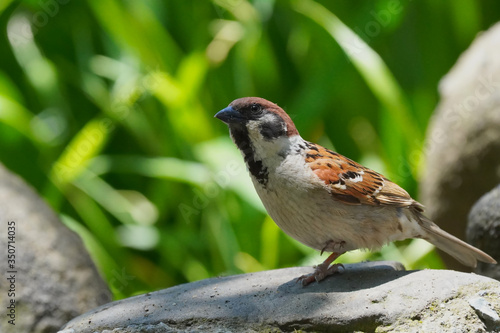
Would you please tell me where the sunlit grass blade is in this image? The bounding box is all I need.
[293,0,422,166]
[65,187,119,251]
[449,0,481,45]
[260,216,280,269]
[73,171,144,226]
[87,0,180,70]
[151,53,213,144]
[234,252,265,273]
[207,203,241,274]
[400,238,438,269]
[0,0,15,15]
[183,258,211,282]
[83,59,163,154]
[0,71,52,145]
[49,117,110,188]
[0,96,37,141]
[212,0,259,23]
[194,137,264,211]
[60,214,127,299]
[88,155,211,186]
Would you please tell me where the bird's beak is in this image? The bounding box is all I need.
[214,106,245,124]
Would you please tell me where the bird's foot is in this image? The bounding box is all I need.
[296,262,344,286]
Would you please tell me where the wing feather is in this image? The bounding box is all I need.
[305,142,421,210]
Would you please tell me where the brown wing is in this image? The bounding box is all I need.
[304,142,422,210]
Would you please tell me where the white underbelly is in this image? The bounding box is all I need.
[254,178,416,253]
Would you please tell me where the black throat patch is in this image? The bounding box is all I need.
[229,125,269,186]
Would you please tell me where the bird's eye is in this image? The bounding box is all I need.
[250,103,261,113]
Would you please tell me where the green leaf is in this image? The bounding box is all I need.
[50,118,110,188]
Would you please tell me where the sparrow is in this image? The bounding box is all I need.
[215,97,497,286]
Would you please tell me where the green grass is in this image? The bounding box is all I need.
[1,0,498,299]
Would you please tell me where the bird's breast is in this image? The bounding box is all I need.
[251,154,412,252]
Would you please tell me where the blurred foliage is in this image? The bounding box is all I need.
[1,0,499,299]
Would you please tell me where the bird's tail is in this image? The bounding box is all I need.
[418,215,496,267]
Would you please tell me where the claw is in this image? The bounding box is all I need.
[296,274,316,286]
[297,263,344,286]
[296,252,345,286]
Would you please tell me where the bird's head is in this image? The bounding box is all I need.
[215,97,299,141]
[215,97,301,183]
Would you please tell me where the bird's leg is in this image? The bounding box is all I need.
[320,240,346,255]
[297,251,345,286]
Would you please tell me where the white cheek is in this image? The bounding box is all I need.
[246,121,289,163]
[246,114,278,135]
[246,120,260,134]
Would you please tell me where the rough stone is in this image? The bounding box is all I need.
[420,22,500,270]
[0,163,111,333]
[469,296,500,326]
[60,261,500,333]
[467,184,500,280]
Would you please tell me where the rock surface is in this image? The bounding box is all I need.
[420,22,500,270]
[60,261,500,333]
[467,184,500,280]
[0,163,111,333]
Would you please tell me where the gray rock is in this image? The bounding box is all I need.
[467,184,500,279]
[469,296,500,327]
[420,22,500,270]
[60,261,500,333]
[0,163,111,333]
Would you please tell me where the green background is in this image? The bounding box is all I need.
[1,0,499,298]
